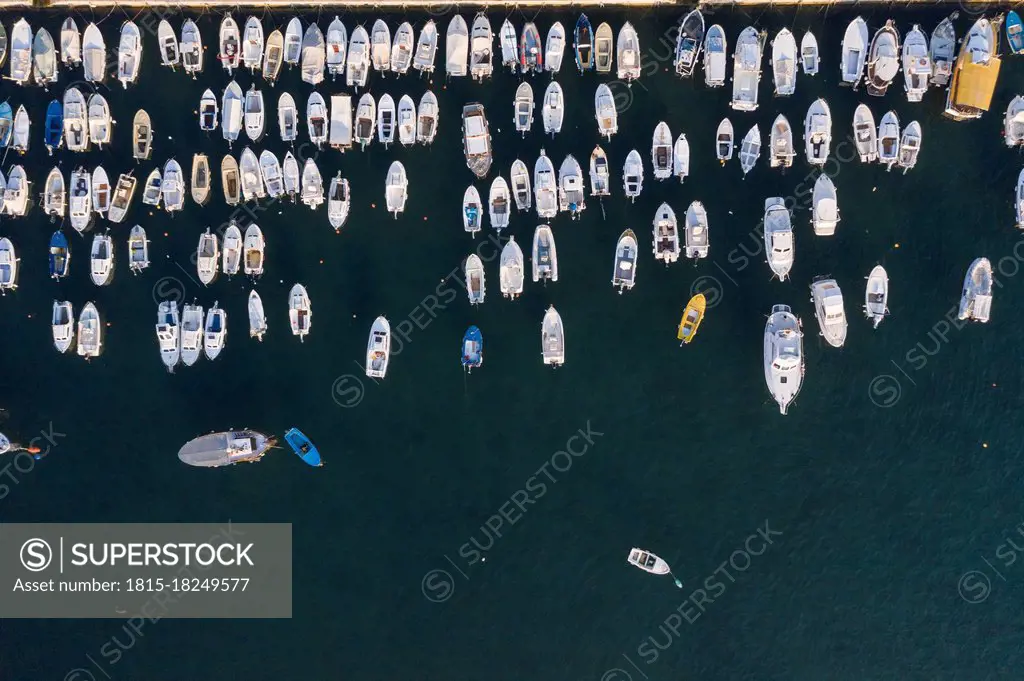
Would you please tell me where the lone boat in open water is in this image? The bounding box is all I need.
[178,430,275,467]
[627,548,683,587]
[285,428,322,467]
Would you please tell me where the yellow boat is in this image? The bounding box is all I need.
[677,293,706,345]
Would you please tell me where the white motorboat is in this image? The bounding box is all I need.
[611,229,638,293]
[810,278,848,347]
[158,19,179,68]
[541,306,564,367]
[651,122,672,180]
[377,93,396,147]
[465,254,485,305]
[675,9,705,78]
[76,302,102,359]
[731,27,764,111]
[132,109,152,160]
[3,167,27,217]
[413,19,438,74]
[769,115,794,169]
[11,105,29,154]
[595,83,617,140]
[866,20,900,97]
[627,549,678,578]
[221,155,239,206]
[91,165,110,215]
[930,15,956,87]
[346,25,369,88]
[43,167,65,219]
[1017,168,1024,229]
[764,304,804,415]
[739,124,761,176]
[623,149,643,201]
[327,18,348,77]
[53,301,74,354]
[673,134,690,182]
[589,146,610,197]
[128,224,149,273]
[902,25,930,102]
[328,94,353,152]
[354,92,376,149]
[199,89,219,131]
[385,161,408,217]
[801,31,819,75]
[897,121,922,174]
[877,110,900,170]
[327,174,350,230]
[109,172,137,224]
[684,200,709,260]
[392,21,415,74]
[557,154,585,218]
[371,19,391,73]
[222,223,242,276]
[704,24,726,87]
[289,284,312,341]
[763,197,794,279]
[804,98,831,166]
[616,22,640,82]
[264,29,283,82]
[514,82,534,136]
[853,103,878,162]
[278,92,298,142]
[772,28,797,96]
[301,22,325,85]
[33,27,58,87]
[156,301,180,371]
[470,14,492,81]
[63,86,88,152]
[118,20,142,87]
[242,16,264,72]
[841,17,869,86]
[244,85,265,141]
[82,22,105,83]
[259,149,284,198]
[811,174,840,237]
[141,168,161,207]
[203,304,227,361]
[489,176,511,232]
[239,147,265,202]
[69,168,92,232]
[716,117,734,163]
[219,14,241,73]
[191,154,211,206]
[417,90,439,145]
[222,80,243,145]
[161,159,185,213]
[87,94,112,148]
[534,151,557,219]
[463,185,482,236]
[542,82,564,137]
[300,158,324,210]
[196,228,218,285]
[9,19,31,85]
[248,290,267,341]
[243,225,265,276]
[447,15,469,77]
[282,152,300,199]
[307,91,328,147]
[180,303,203,366]
[1005,96,1024,147]
[511,159,532,210]
[366,317,391,378]
[959,258,992,323]
[397,95,416,146]
[89,232,114,286]
[0,238,17,293]
[864,265,889,329]
[499,19,517,70]
[653,202,680,264]
[181,19,203,76]
[60,18,81,67]
[532,224,558,282]
[462,103,492,178]
[500,236,525,299]
[546,21,566,73]
[284,17,302,66]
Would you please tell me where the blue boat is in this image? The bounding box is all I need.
[462,326,483,371]
[1008,12,1024,55]
[284,428,322,467]
[44,99,63,154]
[49,231,69,279]
[574,15,594,72]
[0,101,12,148]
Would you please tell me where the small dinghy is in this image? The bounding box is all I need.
[242,16,264,72]
[397,95,416,146]
[462,326,483,372]
[354,92,376,149]
[902,25,930,102]
[704,24,726,87]
[132,109,151,159]
[500,19,517,71]
[263,30,283,82]
[514,82,534,136]
[810,277,848,348]
[219,15,241,73]
[49,230,69,279]
[221,155,240,206]
[731,27,764,111]
[239,147,265,201]
[534,151,557,218]
[627,549,683,587]
[76,302,102,359]
[384,161,408,218]
[180,303,203,366]
[301,22,326,85]
[203,305,227,361]
[32,27,57,87]
[959,258,993,323]
[557,154,585,218]
[416,90,438,144]
[289,284,312,341]
[259,150,284,198]
[43,167,65,219]
[276,92,297,142]
[930,16,956,86]
[300,158,324,209]
[199,90,218,131]
[377,93,396,147]
[675,9,705,78]
[284,428,321,466]
[575,14,594,72]
[677,294,706,345]
[765,196,794,278]
[91,165,111,215]
[520,22,543,73]
[87,94,112,148]
[82,22,105,83]
[866,20,900,97]
[128,225,149,273]
[414,19,438,74]
[864,265,889,329]
[346,25,369,88]
[611,229,639,293]
[108,172,137,224]
[465,254,485,305]
[684,201,709,260]
[9,19,30,85]
[371,19,391,73]
[191,153,211,205]
[282,152,300,199]
[716,117,734,164]
[158,19,179,68]
[769,115,794,169]
[877,110,900,170]
[616,22,640,81]
[181,19,203,76]
[653,202,680,264]
[89,232,114,286]
[622,149,644,201]
[896,120,922,174]
[327,173,350,230]
[11,105,29,154]
[196,228,219,285]
[155,301,180,371]
[244,85,265,141]
[53,301,74,354]
[772,28,797,96]
[222,80,243,145]
[141,168,161,207]
[284,17,302,66]
[499,236,525,299]
[489,177,511,232]
[541,306,564,367]
[589,146,610,197]
[546,21,566,73]
[801,31,819,75]
[595,83,618,140]
[1005,96,1024,147]
[60,18,80,67]
[243,224,265,277]
[463,185,482,236]
[764,305,804,415]
[447,16,469,77]
[118,21,142,87]
[44,99,63,154]
[739,124,761,176]
[3,166,27,217]
[326,17,347,79]
[804,98,831,166]
[651,122,672,180]
[841,16,869,87]
[853,103,877,162]
[1008,10,1024,54]
[811,175,840,237]
[248,290,267,341]
[366,317,391,378]
[161,158,185,213]
[532,224,558,282]
[69,168,93,231]
[542,82,564,136]
[63,88,88,151]
[307,91,328,147]
[470,15,492,81]
[511,159,532,210]
[595,21,613,73]
[393,21,415,74]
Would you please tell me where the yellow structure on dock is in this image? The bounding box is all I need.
[945,16,1003,121]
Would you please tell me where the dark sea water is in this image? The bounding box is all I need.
[3,5,1024,680]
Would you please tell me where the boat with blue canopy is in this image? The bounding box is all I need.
[0,102,12,147]
[44,99,62,154]
[49,231,70,279]
[1007,11,1024,55]
[462,325,483,371]
[284,428,322,467]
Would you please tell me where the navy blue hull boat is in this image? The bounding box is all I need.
[285,428,322,467]
[44,99,63,154]
[49,231,69,279]
[574,15,593,72]
[462,325,483,371]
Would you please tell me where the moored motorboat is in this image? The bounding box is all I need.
[328,94,352,151]
[397,94,416,146]
[307,91,328,147]
[622,149,644,201]
[716,117,734,164]
[196,228,218,285]
[810,277,848,347]
[282,152,299,199]
[161,158,185,212]
[541,306,564,367]
[177,430,274,467]
[463,102,492,177]
[242,16,264,72]
[289,284,312,341]
[959,258,992,323]
[462,326,483,372]
[89,232,114,287]
[897,120,922,174]
[500,236,524,299]
[384,160,408,217]
[49,230,70,279]
[652,122,672,180]
[520,22,542,73]
[0,237,17,293]
[222,80,243,145]
[611,229,638,293]
[181,19,203,76]
[739,124,761,176]
[841,16,869,87]
[243,224,265,276]
[769,114,794,169]
[284,17,302,66]
[500,19,517,71]
[128,224,149,273]
[447,15,469,77]
[63,87,88,152]
[141,168,161,207]
[594,83,617,140]
[801,31,819,75]
[132,109,152,160]
[595,21,613,73]
[465,253,486,304]
[944,17,998,122]
[155,300,180,371]
[109,172,137,224]
[902,25,930,102]
[704,23,726,87]
[731,27,764,111]
[158,18,179,68]
[32,27,57,88]
[534,151,557,218]
[772,28,797,96]
[511,158,532,210]
[811,174,840,237]
[930,15,956,86]
[327,173,350,230]
[221,155,240,206]
[414,19,438,74]
[616,22,640,82]
[11,105,28,154]
[82,22,105,83]
[1008,10,1024,54]
[44,99,62,154]
[9,19,30,85]
[87,94,111,148]
[346,25,369,88]
[259,149,284,198]
[278,92,297,142]
[557,154,585,218]
[91,165,111,215]
[393,21,415,75]
[1017,168,1024,229]
[1005,96,1024,147]
[804,98,831,166]
[354,92,376,149]
[764,304,804,415]
[301,22,325,84]
[542,81,564,137]
[866,20,900,97]
[239,147,265,202]
[199,90,218,131]
[43,167,65,220]
[675,9,705,78]
[60,18,80,67]
[191,153,211,205]
[853,103,877,162]
[203,304,227,361]
[463,185,482,236]
[416,90,438,145]
[52,301,74,354]
[326,17,347,79]
[118,20,142,87]
[69,167,92,231]
[3,166,27,217]
[300,158,324,209]
[219,14,241,73]
[764,197,794,279]
[489,176,511,231]
[864,265,889,329]
[248,290,267,341]
[877,110,900,170]
[653,202,679,264]
[514,81,534,136]
[76,302,102,359]
[575,14,594,72]
[371,18,392,73]
[366,316,391,378]
[244,85,265,141]
[546,21,566,73]
[684,200,709,260]
[677,294,706,345]
[532,224,558,282]
[589,146,610,197]
[263,29,283,82]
